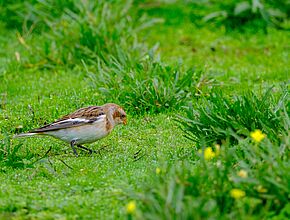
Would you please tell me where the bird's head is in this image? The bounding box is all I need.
[104,103,127,126]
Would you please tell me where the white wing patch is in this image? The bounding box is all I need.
[58,114,106,124]
[33,114,107,132]
[58,118,90,123]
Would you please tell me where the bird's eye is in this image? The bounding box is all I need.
[121,114,126,118]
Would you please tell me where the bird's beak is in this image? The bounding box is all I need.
[123,118,127,125]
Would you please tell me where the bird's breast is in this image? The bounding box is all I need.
[47,119,110,144]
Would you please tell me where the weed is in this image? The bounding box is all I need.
[14,0,161,68]
[0,133,34,169]
[177,87,289,146]
[135,129,289,219]
[86,57,207,114]
[202,0,289,31]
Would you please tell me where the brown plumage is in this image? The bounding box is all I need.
[60,106,105,120]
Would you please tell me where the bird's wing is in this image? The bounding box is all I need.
[58,106,105,121]
[31,106,106,132]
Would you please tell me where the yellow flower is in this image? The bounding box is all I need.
[250,129,266,143]
[230,189,246,199]
[237,170,248,178]
[204,147,216,160]
[126,201,136,214]
[155,167,161,175]
[256,185,268,193]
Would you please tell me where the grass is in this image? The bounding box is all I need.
[177,87,289,145]
[137,2,289,88]
[1,114,192,219]
[0,0,289,219]
[134,131,289,219]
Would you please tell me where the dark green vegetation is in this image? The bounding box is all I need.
[0,0,289,219]
[178,88,289,145]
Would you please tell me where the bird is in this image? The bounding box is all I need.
[14,103,127,157]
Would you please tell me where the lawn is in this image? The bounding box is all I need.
[0,1,289,219]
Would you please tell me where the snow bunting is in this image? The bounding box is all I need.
[14,103,127,156]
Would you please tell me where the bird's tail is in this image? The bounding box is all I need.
[13,132,39,139]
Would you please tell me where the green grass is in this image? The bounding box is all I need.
[177,87,289,145]
[1,114,192,219]
[134,132,289,220]
[0,0,289,219]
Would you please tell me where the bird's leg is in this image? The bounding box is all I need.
[77,145,108,156]
[77,145,93,154]
[70,140,78,157]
